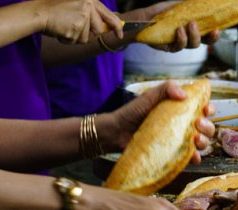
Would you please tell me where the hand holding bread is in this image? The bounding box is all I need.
[136,0,237,46]
[104,80,215,195]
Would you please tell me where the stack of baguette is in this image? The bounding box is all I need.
[136,0,238,45]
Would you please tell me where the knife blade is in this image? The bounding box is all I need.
[122,21,156,32]
[102,21,156,33]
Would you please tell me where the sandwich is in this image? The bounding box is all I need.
[136,0,238,45]
[104,79,211,195]
[175,173,238,210]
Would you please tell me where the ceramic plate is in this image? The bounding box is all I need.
[125,79,238,99]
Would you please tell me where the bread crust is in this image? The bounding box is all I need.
[176,173,238,202]
[136,0,238,45]
[104,80,211,195]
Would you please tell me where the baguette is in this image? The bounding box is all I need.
[104,80,211,195]
[176,173,238,202]
[136,0,238,45]
[175,173,238,210]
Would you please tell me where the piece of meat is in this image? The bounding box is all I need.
[217,129,238,158]
[176,197,211,210]
[214,190,238,202]
[208,205,220,210]
[230,194,238,210]
[176,190,218,210]
[176,189,238,210]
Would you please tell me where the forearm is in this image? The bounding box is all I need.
[0,114,111,172]
[0,0,44,47]
[42,2,177,67]
[42,30,136,67]
[0,170,62,210]
[0,118,80,171]
[42,8,148,67]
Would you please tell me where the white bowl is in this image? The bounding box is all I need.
[213,29,237,67]
[125,79,238,98]
[124,43,208,77]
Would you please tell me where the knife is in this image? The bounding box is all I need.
[103,20,156,33]
[122,21,156,32]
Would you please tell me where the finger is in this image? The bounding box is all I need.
[194,134,209,150]
[139,81,186,110]
[90,5,105,35]
[164,80,187,100]
[202,30,220,45]
[79,15,90,43]
[191,150,201,165]
[186,21,201,48]
[142,81,186,104]
[150,44,172,52]
[96,2,123,39]
[195,118,216,138]
[115,81,186,126]
[71,21,85,44]
[169,26,188,52]
[57,36,75,45]
[203,103,216,117]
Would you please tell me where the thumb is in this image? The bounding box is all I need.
[115,81,186,130]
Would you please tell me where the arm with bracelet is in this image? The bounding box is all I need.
[42,1,220,67]
[0,169,180,210]
[0,82,215,210]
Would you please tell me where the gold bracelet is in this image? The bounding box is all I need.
[54,177,83,210]
[98,35,118,52]
[98,35,127,53]
[79,114,105,159]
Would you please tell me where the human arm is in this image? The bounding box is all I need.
[0,82,214,172]
[42,1,219,67]
[104,81,215,164]
[0,0,122,47]
[0,169,178,210]
[0,115,117,172]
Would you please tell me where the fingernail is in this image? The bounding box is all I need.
[189,21,197,29]
[177,27,184,36]
[119,31,124,39]
[200,118,210,127]
[176,88,186,98]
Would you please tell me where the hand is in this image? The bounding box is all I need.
[38,0,123,44]
[99,81,215,164]
[152,22,220,52]
[99,81,186,153]
[192,104,216,164]
[141,1,220,52]
[79,183,178,210]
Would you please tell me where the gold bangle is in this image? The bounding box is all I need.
[54,177,83,210]
[98,35,118,52]
[98,34,128,53]
[79,114,105,159]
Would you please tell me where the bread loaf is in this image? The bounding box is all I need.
[176,173,238,202]
[136,0,238,45]
[104,80,211,195]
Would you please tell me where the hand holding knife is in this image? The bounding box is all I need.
[103,20,156,33]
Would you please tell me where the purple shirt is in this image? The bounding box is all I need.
[46,0,124,118]
[0,0,51,120]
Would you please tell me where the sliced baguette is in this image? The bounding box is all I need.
[176,172,238,202]
[104,80,211,195]
[136,0,238,45]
